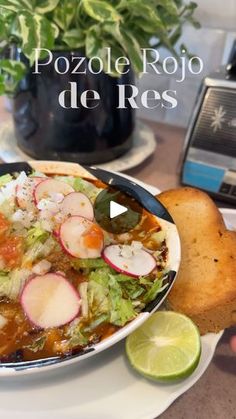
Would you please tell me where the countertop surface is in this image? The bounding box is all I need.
[0,99,235,419]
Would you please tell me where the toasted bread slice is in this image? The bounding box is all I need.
[157,187,236,335]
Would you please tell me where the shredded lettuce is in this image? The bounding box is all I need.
[69,330,89,347]
[29,171,46,178]
[116,274,145,299]
[54,175,102,202]
[88,268,136,327]
[26,224,49,248]
[107,273,135,326]
[24,336,46,353]
[86,268,169,326]
[0,274,10,297]
[0,269,31,300]
[88,279,110,317]
[72,258,107,270]
[73,177,102,202]
[142,277,169,304]
[53,175,75,188]
[22,237,56,266]
[0,268,10,275]
[83,314,109,332]
[110,292,136,326]
[66,322,89,347]
[0,174,12,187]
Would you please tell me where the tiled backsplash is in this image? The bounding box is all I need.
[138,0,236,127]
[194,0,236,30]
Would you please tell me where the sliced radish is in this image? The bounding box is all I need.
[16,177,43,209]
[61,192,94,220]
[59,216,104,259]
[102,245,156,277]
[34,179,74,205]
[53,228,60,238]
[21,273,81,329]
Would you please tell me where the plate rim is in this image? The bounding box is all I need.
[137,331,224,419]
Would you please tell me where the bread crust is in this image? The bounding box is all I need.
[157,187,236,335]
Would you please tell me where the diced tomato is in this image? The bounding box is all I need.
[0,213,10,240]
[82,224,103,249]
[0,236,23,268]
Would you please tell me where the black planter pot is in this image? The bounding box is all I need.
[12,51,135,164]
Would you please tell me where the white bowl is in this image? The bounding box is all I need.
[0,161,181,376]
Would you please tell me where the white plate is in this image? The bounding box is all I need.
[219,208,236,231]
[0,177,233,419]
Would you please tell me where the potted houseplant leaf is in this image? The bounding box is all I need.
[0,0,199,164]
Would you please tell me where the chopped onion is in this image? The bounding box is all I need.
[37,199,60,213]
[32,260,52,275]
[78,282,89,318]
[11,209,35,229]
[0,314,7,329]
[131,241,143,250]
[0,171,28,205]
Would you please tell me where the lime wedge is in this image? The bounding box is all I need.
[126,311,201,382]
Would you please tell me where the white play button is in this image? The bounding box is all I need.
[110,201,128,219]
[94,188,142,233]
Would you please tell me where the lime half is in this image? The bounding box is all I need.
[126,311,201,382]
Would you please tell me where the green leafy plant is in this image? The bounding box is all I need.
[0,0,199,94]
